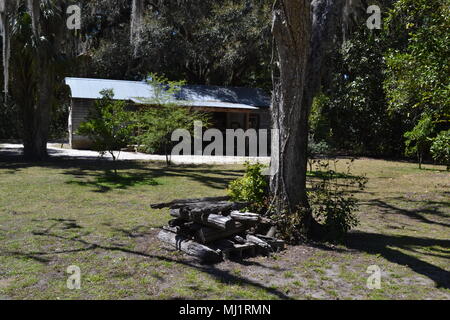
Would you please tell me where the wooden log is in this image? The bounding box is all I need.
[150,196,230,209]
[162,225,181,234]
[232,235,246,244]
[221,243,257,260]
[168,218,185,227]
[163,221,202,236]
[196,224,247,244]
[254,234,285,252]
[157,230,221,263]
[266,226,277,238]
[170,209,236,230]
[246,234,272,251]
[183,201,248,216]
[230,211,261,223]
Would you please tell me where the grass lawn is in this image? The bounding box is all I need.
[0,155,448,300]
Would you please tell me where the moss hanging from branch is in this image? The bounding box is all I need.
[130,0,144,56]
[27,0,40,37]
[0,0,18,98]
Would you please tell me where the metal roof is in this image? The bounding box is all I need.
[65,77,270,110]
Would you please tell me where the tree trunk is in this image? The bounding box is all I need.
[270,0,311,213]
[22,73,52,161]
[270,0,349,237]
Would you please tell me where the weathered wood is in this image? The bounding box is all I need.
[162,225,181,234]
[254,234,285,252]
[266,226,277,238]
[170,209,236,230]
[222,243,257,260]
[196,224,247,244]
[246,234,272,251]
[183,201,248,216]
[150,196,230,209]
[232,235,246,244]
[157,230,221,263]
[168,218,186,227]
[230,211,261,223]
[163,221,202,237]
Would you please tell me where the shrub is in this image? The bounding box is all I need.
[430,130,450,170]
[77,89,134,173]
[133,74,209,166]
[307,135,330,171]
[308,159,368,242]
[228,162,269,212]
[404,114,434,169]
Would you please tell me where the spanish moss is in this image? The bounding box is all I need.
[130,0,144,56]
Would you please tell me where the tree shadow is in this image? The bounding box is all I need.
[66,172,160,193]
[0,156,245,192]
[0,222,293,300]
[346,231,450,289]
[365,198,450,228]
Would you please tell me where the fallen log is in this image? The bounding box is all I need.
[220,243,257,260]
[254,234,285,252]
[230,211,261,223]
[232,235,246,244]
[168,219,185,227]
[246,234,272,251]
[183,201,248,216]
[157,230,221,263]
[150,196,230,209]
[170,209,236,230]
[162,222,201,238]
[196,224,247,244]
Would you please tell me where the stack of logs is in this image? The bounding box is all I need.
[152,197,285,263]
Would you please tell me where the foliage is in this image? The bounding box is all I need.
[404,114,434,168]
[312,23,405,157]
[430,130,450,170]
[5,0,79,159]
[308,159,368,242]
[307,135,330,171]
[133,74,209,165]
[384,0,449,137]
[0,97,21,139]
[77,89,134,165]
[272,206,312,244]
[82,0,272,90]
[228,162,269,212]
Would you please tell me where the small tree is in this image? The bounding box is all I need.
[307,134,330,172]
[404,114,434,169]
[135,74,209,165]
[77,89,133,173]
[430,130,450,170]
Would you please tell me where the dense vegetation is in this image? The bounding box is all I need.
[1,0,448,166]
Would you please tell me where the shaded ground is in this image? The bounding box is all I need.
[0,143,270,165]
[0,154,448,300]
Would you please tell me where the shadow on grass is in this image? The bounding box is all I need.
[346,231,450,289]
[66,172,160,192]
[0,221,292,300]
[366,198,450,228]
[306,170,364,180]
[0,156,244,191]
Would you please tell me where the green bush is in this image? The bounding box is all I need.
[308,159,367,242]
[430,130,450,170]
[404,114,434,169]
[228,162,269,212]
[77,89,134,170]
